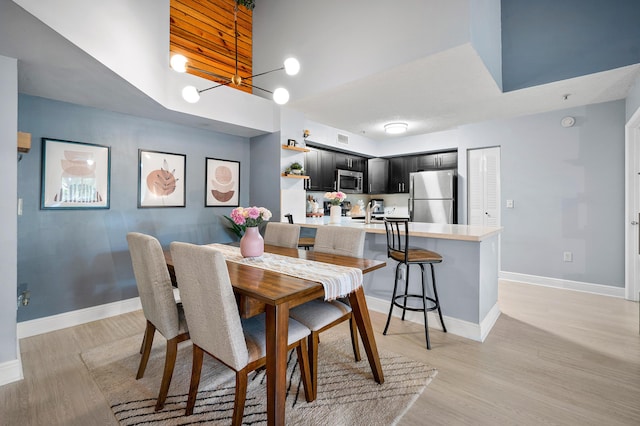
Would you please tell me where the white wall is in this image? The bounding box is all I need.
[0,54,20,384]
[626,73,640,121]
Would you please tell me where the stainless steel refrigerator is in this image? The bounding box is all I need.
[409,170,457,223]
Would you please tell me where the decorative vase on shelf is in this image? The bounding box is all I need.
[240,226,264,257]
[329,205,342,224]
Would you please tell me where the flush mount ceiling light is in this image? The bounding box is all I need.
[170,2,299,105]
[384,122,408,134]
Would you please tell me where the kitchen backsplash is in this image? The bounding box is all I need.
[304,191,409,216]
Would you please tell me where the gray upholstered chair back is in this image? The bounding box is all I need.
[170,242,249,370]
[263,222,300,248]
[313,227,366,257]
[127,232,180,340]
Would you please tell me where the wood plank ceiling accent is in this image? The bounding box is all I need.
[170,0,253,94]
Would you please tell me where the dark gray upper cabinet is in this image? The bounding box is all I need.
[416,151,458,171]
[335,152,365,172]
[367,158,388,194]
[388,156,416,193]
[304,147,336,191]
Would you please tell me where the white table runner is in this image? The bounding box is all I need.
[207,243,363,301]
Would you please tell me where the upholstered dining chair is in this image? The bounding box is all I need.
[284,213,315,249]
[263,222,300,248]
[169,242,313,423]
[126,232,189,411]
[289,226,365,399]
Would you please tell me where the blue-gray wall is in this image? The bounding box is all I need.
[471,0,502,90]
[0,56,18,365]
[250,131,282,220]
[460,100,626,287]
[17,95,251,322]
[501,0,640,91]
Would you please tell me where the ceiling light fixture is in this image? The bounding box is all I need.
[170,2,299,105]
[384,122,408,134]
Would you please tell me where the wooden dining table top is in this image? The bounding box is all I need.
[164,243,386,309]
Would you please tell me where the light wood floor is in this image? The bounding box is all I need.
[1,281,639,425]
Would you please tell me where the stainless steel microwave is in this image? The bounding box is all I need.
[336,169,363,194]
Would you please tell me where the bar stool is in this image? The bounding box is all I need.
[382,218,446,349]
[284,213,315,249]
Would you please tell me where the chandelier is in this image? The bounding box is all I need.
[170,1,299,105]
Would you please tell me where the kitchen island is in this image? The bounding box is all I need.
[300,217,502,342]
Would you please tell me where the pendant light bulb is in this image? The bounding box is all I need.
[273,88,290,105]
[283,58,300,76]
[182,86,200,103]
[170,54,188,73]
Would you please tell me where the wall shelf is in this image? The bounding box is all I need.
[281,173,309,179]
[282,144,309,153]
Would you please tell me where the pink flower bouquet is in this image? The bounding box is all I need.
[230,206,272,227]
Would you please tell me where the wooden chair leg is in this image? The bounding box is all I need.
[136,320,155,379]
[296,338,314,402]
[155,336,178,411]
[232,368,249,426]
[308,332,320,401]
[186,345,204,416]
[349,316,361,362]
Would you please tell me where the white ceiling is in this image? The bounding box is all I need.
[1,0,639,143]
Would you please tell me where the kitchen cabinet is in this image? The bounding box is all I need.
[367,158,388,194]
[304,147,336,191]
[335,152,365,172]
[416,150,458,171]
[388,156,416,193]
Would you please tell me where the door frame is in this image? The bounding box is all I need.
[625,106,640,301]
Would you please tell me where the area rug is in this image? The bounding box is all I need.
[81,331,436,425]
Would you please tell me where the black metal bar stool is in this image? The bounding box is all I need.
[382,218,446,349]
[284,213,315,250]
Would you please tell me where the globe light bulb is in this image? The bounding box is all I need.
[283,57,300,76]
[182,86,200,103]
[273,88,290,105]
[170,54,188,73]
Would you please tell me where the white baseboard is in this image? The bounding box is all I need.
[365,295,500,342]
[0,338,23,386]
[499,272,625,298]
[17,297,142,339]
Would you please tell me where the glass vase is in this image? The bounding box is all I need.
[240,226,264,257]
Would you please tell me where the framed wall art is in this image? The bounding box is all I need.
[205,158,240,207]
[40,138,111,210]
[138,149,186,208]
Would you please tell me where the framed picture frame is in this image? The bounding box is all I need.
[205,158,240,207]
[40,138,111,210]
[138,149,186,208]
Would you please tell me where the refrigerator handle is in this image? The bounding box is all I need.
[408,198,413,221]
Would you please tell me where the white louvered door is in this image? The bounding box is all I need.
[468,147,501,227]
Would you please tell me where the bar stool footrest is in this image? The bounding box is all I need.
[392,294,439,312]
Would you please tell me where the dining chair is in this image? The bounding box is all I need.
[126,232,189,411]
[284,213,315,249]
[289,226,365,399]
[169,242,313,423]
[382,218,447,349]
[263,222,300,248]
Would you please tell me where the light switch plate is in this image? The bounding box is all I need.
[506,199,514,208]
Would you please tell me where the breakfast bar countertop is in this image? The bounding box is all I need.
[301,217,502,242]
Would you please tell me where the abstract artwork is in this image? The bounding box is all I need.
[138,150,186,208]
[40,138,110,209]
[205,158,239,207]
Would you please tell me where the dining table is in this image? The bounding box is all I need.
[164,243,386,426]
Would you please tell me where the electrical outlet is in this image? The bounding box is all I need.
[563,251,573,262]
[506,199,514,208]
